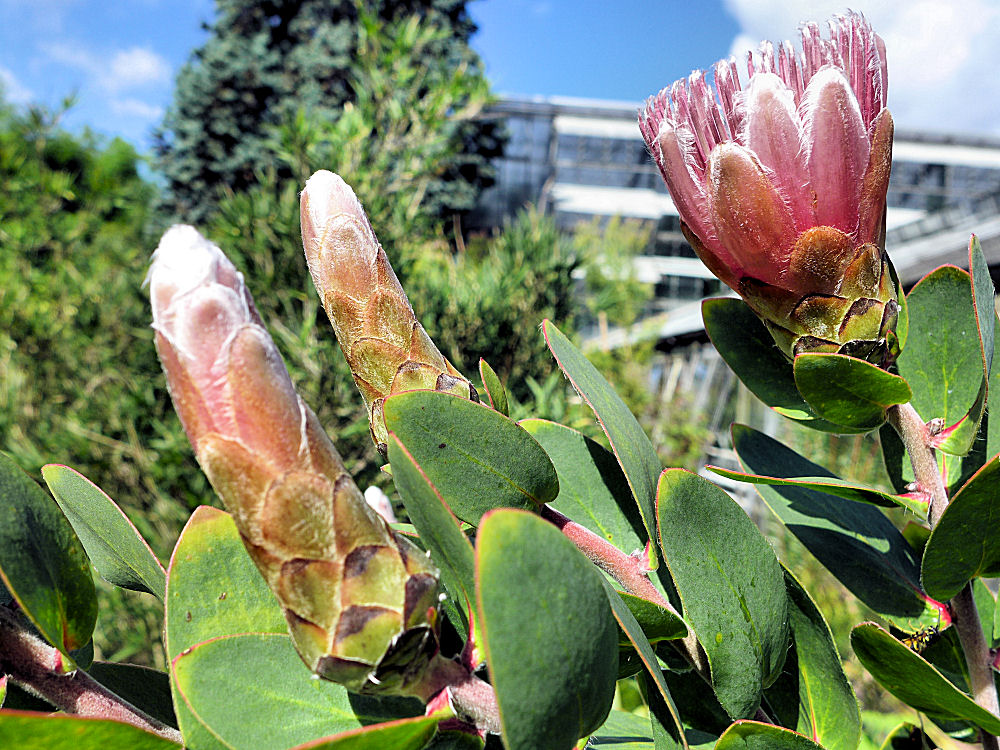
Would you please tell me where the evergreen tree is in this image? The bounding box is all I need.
[154,0,502,224]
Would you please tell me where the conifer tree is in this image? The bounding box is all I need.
[154,0,501,224]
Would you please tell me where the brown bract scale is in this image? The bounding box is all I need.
[300,170,478,455]
[149,225,440,694]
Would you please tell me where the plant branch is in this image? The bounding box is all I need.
[888,402,1000,749]
[540,505,711,681]
[0,607,182,744]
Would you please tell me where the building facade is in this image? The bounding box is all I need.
[470,95,1000,335]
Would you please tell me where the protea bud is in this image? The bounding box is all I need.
[640,12,898,364]
[299,170,477,455]
[149,225,441,695]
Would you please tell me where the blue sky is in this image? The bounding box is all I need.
[2,0,1000,152]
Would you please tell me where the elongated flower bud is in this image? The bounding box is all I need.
[149,225,440,695]
[300,171,477,455]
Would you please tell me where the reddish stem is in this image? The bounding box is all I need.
[0,607,182,743]
[888,403,1000,749]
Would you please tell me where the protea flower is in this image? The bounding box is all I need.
[300,171,477,456]
[149,225,442,695]
[640,12,898,363]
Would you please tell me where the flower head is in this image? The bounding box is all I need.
[641,12,898,362]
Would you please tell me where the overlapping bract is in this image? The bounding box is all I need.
[300,170,477,455]
[149,225,440,694]
[640,12,898,362]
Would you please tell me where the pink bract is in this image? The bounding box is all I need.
[640,12,891,297]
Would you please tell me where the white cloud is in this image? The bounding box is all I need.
[721,0,1000,134]
[41,41,170,94]
[0,65,33,103]
[111,97,164,120]
[107,48,171,91]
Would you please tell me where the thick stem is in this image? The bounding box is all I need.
[0,607,182,744]
[886,403,948,526]
[540,505,711,682]
[952,586,1000,750]
[889,403,1000,748]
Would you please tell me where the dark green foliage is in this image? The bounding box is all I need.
[0,97,198,549]
[155,0,502,224]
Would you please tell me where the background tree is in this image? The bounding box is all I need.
[154,0,503,224]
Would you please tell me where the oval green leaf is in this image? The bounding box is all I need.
[42,464,166,600]
[383,390,557,525]
[708,463,927,518]
[731,424,940,632]
[921,455,1000,600]
[0,452,97,656]
[476,509,618,750]
[896,265,983,449]
[702,297,855,433]
[521,419,649,557]
[852,622,1000,733]
[165,505,287,750]
[793,353,911,430]
[584,709,655,749]
[763,570,860,750]
[656,469,788,719]
[0,711,181,749]
[287,715,439,749]
[173,633,424,750]
[386,432,478,636]
[478,358,508,416]
[603,580,688,749]
[714,721,824,749]
[543,319,663,546]
[933,239,994,456]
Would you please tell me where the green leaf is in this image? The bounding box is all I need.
[476,509,617,749]
[0,452,97,656]
[896,265,983,452]
[616,589,687,643]
[656,469,788,719]
[87,662,176,729]
[714,721,825,749]
[731,424,939,632]
[41,464,166,600]
[173,633,424,750]
[386,432,477,636]
[521,419,649,557]
[921,455,1000,600]
[702,298,856,433]
[164,506,287,750]
[543,319,663,547]
[585,710,654,748]
[851,622,1000,733]
[285,715,439,749]
[933,238,995,455]
[878,722,938,749]
[708,463,927,518]
[793,353,911,431]
[763,570,860,750]
[383,390,557,525]
[478,358,508,416]
[603,581,688,749]
[0,712,181,749]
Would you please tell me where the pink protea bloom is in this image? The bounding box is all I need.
[640,12,899,362]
